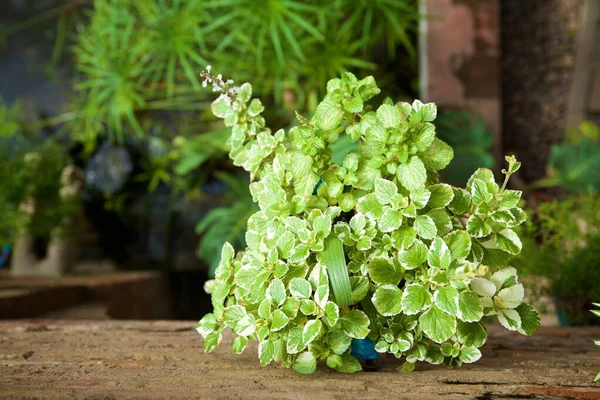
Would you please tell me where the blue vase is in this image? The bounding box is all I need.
[351,337,379,360]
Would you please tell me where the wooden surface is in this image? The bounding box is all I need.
[0,320,599,399]
[0,272,171,319]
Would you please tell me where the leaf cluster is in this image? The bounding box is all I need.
[196,71,539,373]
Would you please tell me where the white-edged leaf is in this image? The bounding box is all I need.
[372,285,403,317]
[401,284,432,315]
[419,305,457,343]
[397,156,427,191]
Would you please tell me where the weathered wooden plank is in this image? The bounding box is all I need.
[0,321,598,399]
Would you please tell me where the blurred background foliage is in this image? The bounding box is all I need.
[434,110,495,186]
[1,0,420,275]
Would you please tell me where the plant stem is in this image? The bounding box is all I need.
[492,173,511,209]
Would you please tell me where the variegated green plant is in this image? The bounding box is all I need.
[196,71,540,373]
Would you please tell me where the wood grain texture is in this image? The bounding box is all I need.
[0,320,598,399]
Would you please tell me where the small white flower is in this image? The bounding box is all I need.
[206,65,212,72]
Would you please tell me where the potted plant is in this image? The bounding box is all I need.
[196,71,540,373]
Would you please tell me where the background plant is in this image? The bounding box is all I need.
[196,71,539,374]
[435,110,495,186]
[513,193,600,325]
[533,121,600,193]
[0,101,79,245]
[7,0,419,271]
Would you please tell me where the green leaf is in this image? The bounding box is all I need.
[378,208,403,232]
[398,239,428,270]
[324,302,340,327]
[258,298,271,321]
[232,336,248,354]
[449,188,472,215]
[428,209,453,237]
[428,237,452,269]
[459,346,482,363]
[374,178,398,204]
[345,96,364,113]
[516,304,540,336]
[259,340,275,366]
[356,193,383,220]
[328,330,352,355]
[335,354,363,373]
[457,321,487,347]
[341,310,370,339]
[372,285,403,316]
[267,278,287,307]
[300,299,318,315]
[497,308,521,331]
[369,258,403,285]
[467,168,495,192]
[427,184,454,209]
[377,104,401,128]
[401,284,432,315]
[494,228,522,255]
[326,354,342,369]
[204,331,222,352]
[286,152,319,196]
[286,327,305,354]
[415,122,436,152]
[471,179,493,205]
[292,351,317,374]
[350,276,370,303]
[289,243,310,264]
[322,234,353,308]
[410,188,431,210]
[248,98,265,116]
[289,278,312,299]
[420,138,454,171]
[497,283,524,309]
[419,305,457,343]
[496,190,522,210]
[457,291,484,322]
[196,313,218,337]
[233,314,256,337]
[316,102,344,131]
[302,319,323,345]
[470,277,496,298]
[223,305,247,327]
[434,286,459,316]
[392,226,417,250]
[211,96,233,119]
[397,156,427,191]
[444,231,472,260]
[420,102,438,122]
[413,215,437,240]
[482,247,510,268]
[363,114,389,150]
[466,215,492,238]
[271,309,290,332]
